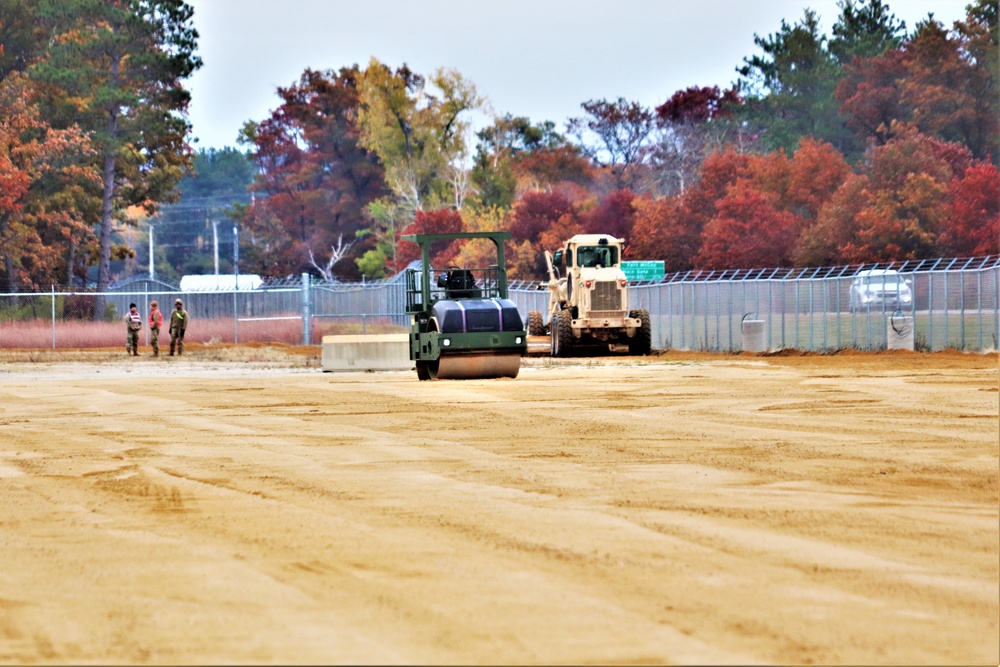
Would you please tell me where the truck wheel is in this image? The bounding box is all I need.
[628,309,651,355]
[527,310,545,336]
[551,310,574,357]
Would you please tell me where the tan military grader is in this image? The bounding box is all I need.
[527,234,651,357]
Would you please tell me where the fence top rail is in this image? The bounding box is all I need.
[0,288,304,298]
[4,256,997,299]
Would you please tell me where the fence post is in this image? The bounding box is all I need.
[302,272,311,345]
[943,272,949,349]
[960,270,966,350]
[51,284,56,349]
[977,271,982,351]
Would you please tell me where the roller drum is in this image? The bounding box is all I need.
[430,353,521,380]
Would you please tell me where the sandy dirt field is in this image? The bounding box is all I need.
[0,347,997,665]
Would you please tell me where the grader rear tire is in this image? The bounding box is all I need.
[628,308,651,355]
[527,310,546,336]
[551,310,574,357]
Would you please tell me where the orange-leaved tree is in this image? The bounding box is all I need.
[696,180,800,269]
[0,72,95,291]
[802,126,967,264]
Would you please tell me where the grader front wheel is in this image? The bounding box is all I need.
[628,308,651,355]
[527,310,546,336]
[550,310,574,357]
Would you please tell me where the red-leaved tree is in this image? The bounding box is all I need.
[393,208,464,272]
[696,181,800,269]
[939,162,1000,256]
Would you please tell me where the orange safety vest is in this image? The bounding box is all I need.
[149,309,162,328]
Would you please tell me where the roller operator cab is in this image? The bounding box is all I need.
[527,234,651,357]
[403,231,527,380]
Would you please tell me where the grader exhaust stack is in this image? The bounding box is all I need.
[403,231,527,380]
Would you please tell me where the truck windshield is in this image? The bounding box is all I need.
[576,246,618,267]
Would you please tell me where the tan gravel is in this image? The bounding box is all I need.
[0,349,996,664]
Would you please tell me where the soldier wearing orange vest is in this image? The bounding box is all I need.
[124,303,142,356]
[148,301,163,357]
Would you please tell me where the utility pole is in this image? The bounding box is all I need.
[233,223,239,290]
[212,216,219,287]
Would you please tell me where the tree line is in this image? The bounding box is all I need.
[0,0,997,307]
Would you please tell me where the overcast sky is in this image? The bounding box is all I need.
[184,0,973,150]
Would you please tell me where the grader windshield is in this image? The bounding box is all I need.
[575,245,619,268]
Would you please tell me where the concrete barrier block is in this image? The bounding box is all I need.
[741,320,767,353]
[321,334,412,372]
[886,315,914,350]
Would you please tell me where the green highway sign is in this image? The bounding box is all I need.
[621,260,665,282]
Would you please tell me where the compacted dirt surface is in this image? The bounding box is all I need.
[0,347,997,665]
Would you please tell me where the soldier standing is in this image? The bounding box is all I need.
[148,300,163,357]
[169,298,188,356]
[125,303,142,356]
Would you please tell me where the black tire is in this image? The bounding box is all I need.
[527,310,545,336]
[416,319,441,380]
[551,309,574,357]
[628,308,651,355]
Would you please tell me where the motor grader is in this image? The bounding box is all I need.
[527,234,651,357]
[404,231,527,380]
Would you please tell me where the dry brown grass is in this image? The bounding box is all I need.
[0,343,323,367]
[0,317,407,349]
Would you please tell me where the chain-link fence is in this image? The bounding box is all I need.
[2,257,997,352]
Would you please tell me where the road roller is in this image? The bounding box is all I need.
[403,231,527,380]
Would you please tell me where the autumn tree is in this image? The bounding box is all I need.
[696,180,801,269]
[0,66,96,291]
[799,126,968,264]
[629,195,696,270]
[451,205,512,274]
[356,58,481,214]
[579,189,637,241]
[652,85,748,195]
[672,147,754,248]
[30,0,201,317]
[508,190,580,278]
[239,67,386,280]
[938,162,1000,257]
[837,3,998,163]
[353,59,482,276]
[393,208,464,273]
[470,114,591,208]
[900,12,998,162]
[568,98,655,190]
[834,47,908,145]
[471,115,554,208]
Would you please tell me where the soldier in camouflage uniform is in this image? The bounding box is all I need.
[148,300,163,357]
[125,303,142,356]
[169,298,188,356]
